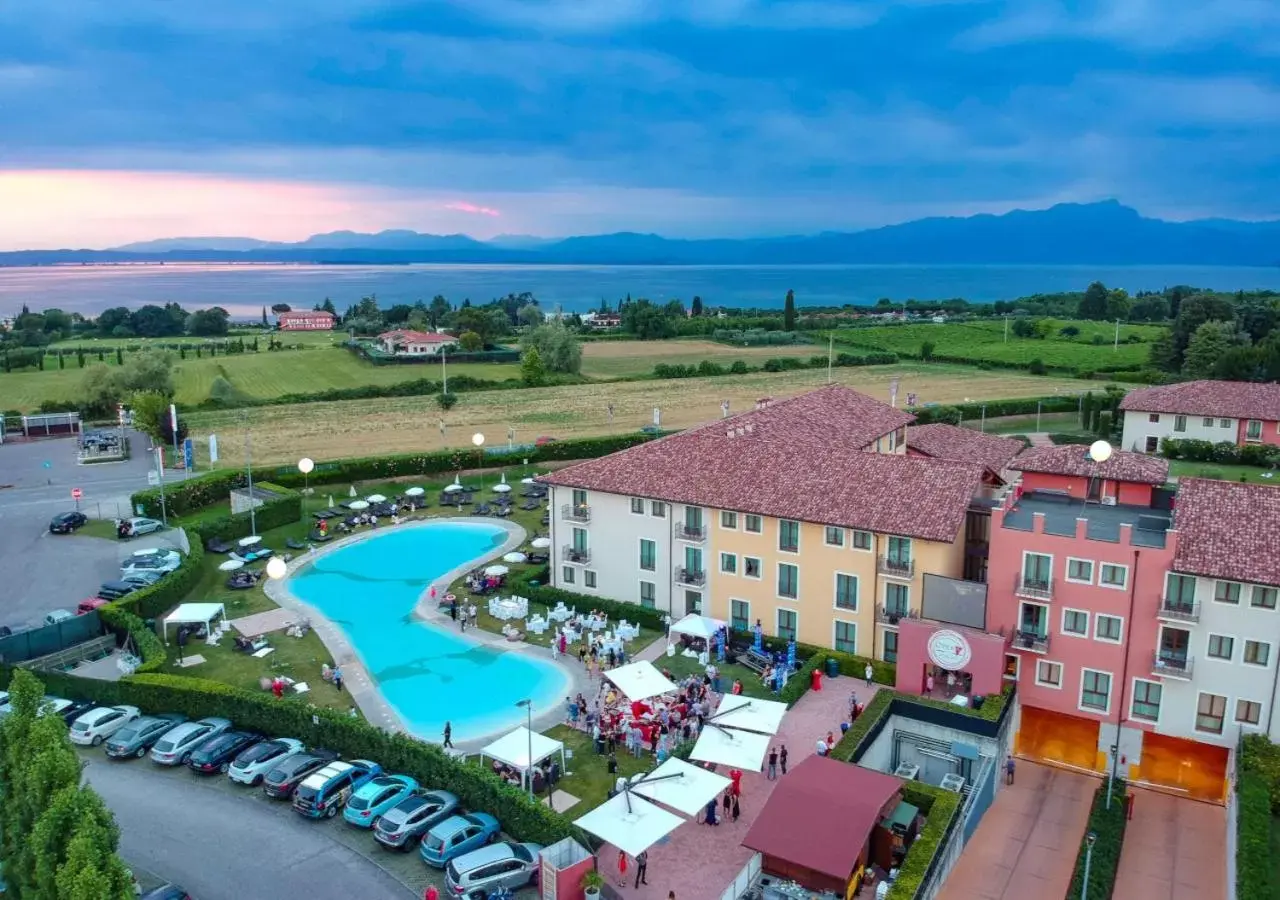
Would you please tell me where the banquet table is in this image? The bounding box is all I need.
[490,599,526,620]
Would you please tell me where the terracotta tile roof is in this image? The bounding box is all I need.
[543,386,984,543]
[1174,478,1280,587]
[906,424,1025,479]
[1119,380,1280,421]
[1009,444,1169,485]
[377,329,454,343]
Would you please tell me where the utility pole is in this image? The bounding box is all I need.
[1004,316,1009,343]
[154,446,168,526]
[1036,401,1043,432]
[441,346,448,395]
[1114,319,1120,351]
[827,334,833,384]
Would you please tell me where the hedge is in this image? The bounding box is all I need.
[0,666,578,848]
[778,646,895,706]
[886,781,961,900]
[1238,734,1280,900]
[651,351,896,381]
[1161,437,1280,468]
[507,571,668,634]
[183,482,302,544]
[832,684,1015,763]
[1065,779,1128,900]
[1048,432,1104,445]
[908,395,1084,426]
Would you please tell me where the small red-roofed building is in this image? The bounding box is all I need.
[1119,379,1280,452]
[376,329,457,356]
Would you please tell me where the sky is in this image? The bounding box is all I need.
[0,0,1277,249]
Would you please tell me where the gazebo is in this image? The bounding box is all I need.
[669,613,725,641]
[162,603,226,643]
[480,726,567,791]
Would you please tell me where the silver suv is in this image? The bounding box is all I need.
[445,842,542,896]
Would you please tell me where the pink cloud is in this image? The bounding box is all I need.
[445,201,501,217]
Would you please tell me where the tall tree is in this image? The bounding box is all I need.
[520,346,546,386]
[783,290,796,331]
[260,306,268,326]
[428,295,451,327]
[691,295,703,317]
[1183,321,1245,378]
[521,322,582,374]
[1077,281,1109,320]
[1167,294,1236,371]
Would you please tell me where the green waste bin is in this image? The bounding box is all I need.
[825,657,839,678]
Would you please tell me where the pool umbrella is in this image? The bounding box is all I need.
[484,564,509,576]
[574,791,683,858]
[493,482,512,494]
[709,695,788,736]
[503,551,527,563]
[327,495,335,508]
[520,477,536,485]
[444,476,464,493]
[366,493,387,503]
[218,559,245,571]
[606,661,677,701]
[531,537,551,549]
[349,500,369,511]
[348,485,357,497]
[405,487,425,497]
[629,758,732,817]
[690,724,770,771]
[238,535,262,547]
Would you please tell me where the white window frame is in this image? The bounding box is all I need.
[776,607,799,642]
[1250,586,1277,610]
[720,510,738,530]
[562,566,576,585]
[833,571,859,612]
[1247,419,1263,442]
[638,538,657,572]
[1243,639,1271,668]
[1060,607,1090,638]
[584,570,597,589]
[1098,563,1128,591]
[1206,632,1235,662]
[1174,415,1187,433]
[1078,667,1113,715]
[1220,418,1231,428]
[651,501,666,518]
[729,598,750,632]
[1094,614,1124,645]
[1065,558,1094,585]
[824,526,845,548]
[1214,580,1242,605]
[1129,678,1163,724]
[1202,417,1214,428]
[1195,691,1228,735]
[744,514,763,534]
[638,580,656,608]
[851,530,873,552]
[832,618,858,655]
[1034,659,1063,690]
[719,552,737,575]
[776,562,800,601]
[630,497,645,515]
[743,556,763,581]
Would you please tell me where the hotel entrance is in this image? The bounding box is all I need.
[1016,706,1103,773]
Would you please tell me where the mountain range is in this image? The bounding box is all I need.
[3,201,1277,267]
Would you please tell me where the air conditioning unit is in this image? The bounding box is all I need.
[894,763,920,780]
[1101,496,1117,506]
[940,773,966,793]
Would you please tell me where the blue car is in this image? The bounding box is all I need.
[343,774,419,828]
[420,813,501,867]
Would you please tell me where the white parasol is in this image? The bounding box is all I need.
[629,758,732,817]
[493,483,512,494]
[502,551,527,563]
[710,694,788,736]
[218,559,245,571]
[405,487,425,497]
[484,564,509,576]
[238,535,262,547]
[348,485,357,497]
[444,476,464,493]
[573,792,683,858]
[366,493,387,503]
[530,537,551,549]
[520,477,536,485]
[349,500,369,511]
[606,661,678,701]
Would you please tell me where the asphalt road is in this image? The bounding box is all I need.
[81,751,421,900]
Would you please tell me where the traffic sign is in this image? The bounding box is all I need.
[71,488,82,500]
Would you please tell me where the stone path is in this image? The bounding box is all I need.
[1112,788,1225,900]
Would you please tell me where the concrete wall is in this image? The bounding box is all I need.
[1018,470,1154,506]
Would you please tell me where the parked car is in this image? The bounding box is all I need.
[343,774,418,828]
[49,511,88,534]
[150,718,231,766]
[261,749,339,800]
[420,813,501,868]
[98,581,140,601]
[50,698,94,724]
[120,548,181,575]
[534,435,558,446]
[44,609,74,626]
[186,731,264,775]
[373,790,459,851]
[291,759,382,819]
[119,517,163,538]
[77,597,109,615]
[445,842,543,896]
[139,885,192,900]
[105,714,186,759]
[68,705,140,747]
[227,738,304,786]
[119,570,165,588]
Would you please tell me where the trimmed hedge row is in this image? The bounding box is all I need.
[0,666,578,848]
[908,395,1083,426]
[1238,734,1280,900]
[97,606,167,673]
[887,781,961,900]
[1161,437,1280,467]
[831,683,1014,763]
[184,482,302,544]
[1066,779,1128,900]
[1047,432,1104,445]
[507,571,668,634]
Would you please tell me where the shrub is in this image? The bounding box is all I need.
[185,482,302,544]
[778,648,895,706]
[1028,358,1047,375]
[108,539,206,621]
[437,391,458,410]
[507,571,668,634]
[1047,432,1100,445]
[1238,735,1280,900]
[1065,779,1128,900]
[886,782,961,900]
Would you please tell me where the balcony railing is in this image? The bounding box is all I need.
[1151,652,1194,680]
[675,567,706,587]
[674,524,706,543]
[1015,575,1055,601]
[560,504,591,523]
[876,604,919,625]
[1157,597,1200,624]
[878,556,915,578]
[561,546,591,565]
[1013,630,1051,653]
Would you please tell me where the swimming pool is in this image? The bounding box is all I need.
[286,522,569,742]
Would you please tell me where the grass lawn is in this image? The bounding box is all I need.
[1166,460,1280,486]
[580,339,820,378]
[77,518,122,539]
[656,653,779,701]
[974,411,1081,434]
[543,724,653,813]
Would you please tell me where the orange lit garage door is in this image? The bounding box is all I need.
[1017,707,1102,772]
[1132,731,1228,804]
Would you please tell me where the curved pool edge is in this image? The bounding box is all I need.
[262,517,581,748]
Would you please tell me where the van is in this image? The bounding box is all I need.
[291,759,381,819]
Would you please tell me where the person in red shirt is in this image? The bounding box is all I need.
[424,885,439,900]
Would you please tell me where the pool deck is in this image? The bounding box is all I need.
[263,517,591,749]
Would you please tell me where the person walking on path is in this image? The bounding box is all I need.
[704,797,719,826]
[333,665,344,692]
[443,722,453,749]
[731,794,740,823]
[634,850,649,888]
[779,744,789,775]
[1005,755,1015,785]
[722,787,732,817]
[767,747,779,780]
[616,850,628,887]
[449,599,457,621]
[864,662,874,686]
[425,884,439,900]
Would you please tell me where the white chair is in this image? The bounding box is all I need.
[527,618,547,635]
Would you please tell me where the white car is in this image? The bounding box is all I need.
[122,517,163,536]
[69,706,140,747]
[120,548,181,576]
[227,738,305,786]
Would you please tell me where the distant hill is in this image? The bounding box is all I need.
[10,201,1274,267]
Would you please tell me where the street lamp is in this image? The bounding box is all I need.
[472,433,485,492]
[516,699,534,801]
[1081,831,1097,900]
[298,457,314,495]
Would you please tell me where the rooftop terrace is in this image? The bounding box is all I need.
[1001,490,1172,548]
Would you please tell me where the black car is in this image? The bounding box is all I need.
[97,581,139,601]
[105,714,186,759]
[56,699,94,725]
[261,749,340,799]
[140,885,192,900]
[185,731,264,775]
[49,511,88,534]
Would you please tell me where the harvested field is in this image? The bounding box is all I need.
[185,363,1105,466]
[581,339,820,377]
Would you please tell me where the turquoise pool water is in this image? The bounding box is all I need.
[287,523,568,741]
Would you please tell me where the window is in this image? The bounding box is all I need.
[572,527,588,552]
[887,536,912,566]
[1214,581,1241,605]
[561,566,575,585]
[1236,700,1262,726]
[744,557,762,579]
[720,510,737,529]
[1251,586,1277,609]
[730,599,749,632]
[1203,417,1215,428]
[585,571,597,589]
[1095,615,1123,643]
[684,507,703,531]
[1131,680,1162,722]
[1066,559,1094,584]
[685,590,702,615]
[1062,609,1089,636]
[1080,670,1111,712]
[851,530,872,551]
[824,526,844,547]
[572,489,587,508]
[834,621,857,653]
[1022,552,1051,588]
[1148,413,1160,423]
[1099,564,1127,589]
[883,630,899,663]
[1035,660,1063,688]
[779,520,800,553]
[1174,415,1187,432]
[745,514,763,534]
[719,552,737,575]
[884,582,910,616]
[776,609,797,641]
[1220,418,1231,428]
[639,581,656,608]
[630,498,644,514]
[1244,640,1271,667]
[1195,693,1227,734]
[835,574,858,611]
[778,563,799,599]
[1166,573,1197,605]
[639,539,656,571]
[651,501,666,518]
[1207,634,1235,660]
[1247,419,1263,441]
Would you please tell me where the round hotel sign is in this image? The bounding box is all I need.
[927,629,972,671]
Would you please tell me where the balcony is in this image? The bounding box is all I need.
[1015,575,1055,602]
[675,567,706,587]
[878,556,915,578]
[876,605,919,625]
[674,524,706,543]
[1151,653,1194,680]
[561,546,591,565]
[560,504,591,523]
[1013,630,1051,653]
[1157,598,1200,624]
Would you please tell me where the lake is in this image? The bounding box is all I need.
[2,262,1279,318]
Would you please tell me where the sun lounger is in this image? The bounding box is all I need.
[286,537,307,550]
[205,537,234,553]
[307,530,332,542]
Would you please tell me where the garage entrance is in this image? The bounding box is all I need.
[1132,731,1229,804]
[1016,707,1102,772]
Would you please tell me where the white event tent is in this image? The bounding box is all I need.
[163,602,226,642]
[605,661,678,701]
[480,726,566,791]
[669,613,725,641]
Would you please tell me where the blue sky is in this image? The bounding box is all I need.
[0,0,1277,246]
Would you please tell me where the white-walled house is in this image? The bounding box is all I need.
[1119,380,1280,453]
[376,329,457,357]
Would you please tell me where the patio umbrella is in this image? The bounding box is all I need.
[405,487,425,497]
[690,724,771,771]
[520,477,536,485]
[531,537,551,549]
[238,535,262,547]
[629,758,732,817]
[348,485,357,497]
[349,500,369,511]
[606,661,677,701]
[444,476,464,493]
[502,551,527,563]
[493,483,512,494]
[574,792,684,858]
[327,495,335,508]
[709,695,788,736]
[218,559,245,571]
[366,493,387,503]
[484,564,509,576]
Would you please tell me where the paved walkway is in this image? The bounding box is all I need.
[937,762,1093,900]
[603,672,880,900]
[1113,789,1226,900]
[1026,432,1054,448]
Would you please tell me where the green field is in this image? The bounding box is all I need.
[826,320,1165,370]
[46,330,340,349]
[1166,460,1280,485]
